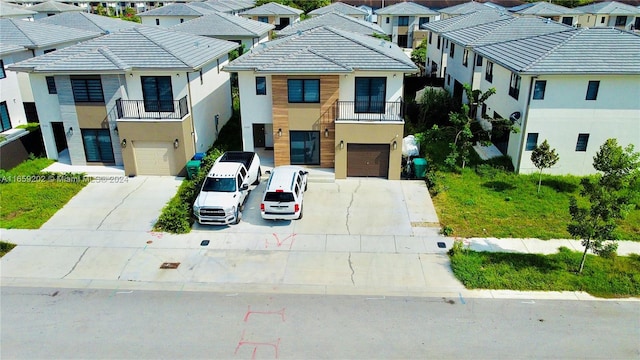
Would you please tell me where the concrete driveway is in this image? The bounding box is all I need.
[193,178,439,236]
[41,176,182,231]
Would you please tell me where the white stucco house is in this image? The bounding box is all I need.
[375,1,439,50]
[437,1,497,19]
[575,1,640,31]
[9,27,240,176]
[308,2,368,20]
[38,11,142,34]
[509,1,583,26]
[275,11,386,37]
[138,3,217,28]
[28,1,85,20]
[239,1,303,31]
[0,2,36,20]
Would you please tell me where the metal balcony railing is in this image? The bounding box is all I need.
[115,95,189,119]
[335,100,404,122]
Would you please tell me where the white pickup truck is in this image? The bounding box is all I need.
[193,152,261,225]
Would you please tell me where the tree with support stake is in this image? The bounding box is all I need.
[531,139,560,193]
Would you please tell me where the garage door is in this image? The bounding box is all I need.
[133,141,176,175]
[347,144,390,178]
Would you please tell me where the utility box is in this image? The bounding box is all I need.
[413,158,427,178]
[186,160,201,180]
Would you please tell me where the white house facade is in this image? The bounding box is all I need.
[375,1,439,49]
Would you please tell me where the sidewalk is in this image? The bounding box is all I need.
[2,228,639,301]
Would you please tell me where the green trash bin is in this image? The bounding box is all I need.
[186,159,201,180]
[413,158,427,179]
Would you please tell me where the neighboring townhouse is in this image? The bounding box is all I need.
[0,18,102,124]
[224,26,418,180]
[203,0,255,15]
[0,1,36,19]
[374,1,439,49]
[171,12,274,51]
[9,27,239,176]
[138,3,217,27]
[509,1,582,26]
[422,9,512,77]
[1,43,30,138]
[38,11,142,33]
[470,27,640,175]
[308,2,368,20]
[437,1,498,19]
[276,11,386,37]
[28,0,84,20]
[239,1,302,31]
[357,4,376,22]
[575,1,640,31]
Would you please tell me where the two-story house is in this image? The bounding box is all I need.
[308,2,368,21]
[171,12,274,51]
[437,1,498,19]
[275,11,386,37]
[138,3,217,27]
[28,0,84,20]
[0,2,36,20]
[471,27,640,175]
[239,1,303,31]
[509,1,582,26]
[38,12,142,34]
[575,1,640,31]
[9,26,240,176]
[374,1,439,50]
[224,26,418,179]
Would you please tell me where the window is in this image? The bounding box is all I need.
[615,16,627,26]
[419,17,429,27]
[199,70,203,85]
[525,133,538,151]
[562,16,572,25]
[575,134,589,152]
[46,76,57,94]
[397,35,408,48]
[71,78,104,103]
[447,74,450,86]
[355,77,386,113]
[481,103,487,118]
[0,60,5,79]
[287,79,319,103]
[449,43,455,58]
[141,76,174,111]
[81,129,114,163]
[437,36,440,50]
[256,76,266,95]
[258,16,268,23]
[586,80,599,100]
[0,101,11,132]
[600,16,605,24]
[533,80,546,100]
[155,18,159,25]
[398,16,409,26]
[290,131,320,165]
[428,32,432,44]
[462,49,469,67]
[43,49,56,54]
[386,17,389,24]
[485,61,493,83]
[508,72,521,100]
[475,55,482,66]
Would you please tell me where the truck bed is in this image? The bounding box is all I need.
[218,151,255,169]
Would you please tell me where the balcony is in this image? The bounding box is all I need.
[335,100,404,122]
[115,95,189,120]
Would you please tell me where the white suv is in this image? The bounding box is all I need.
[260,166,308,220]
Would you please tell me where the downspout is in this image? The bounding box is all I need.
[186,71,196,155]
[515,75,537,173]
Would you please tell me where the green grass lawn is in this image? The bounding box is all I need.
[430,168,640,240]
[0,158,87,229]
[449,246,640,298]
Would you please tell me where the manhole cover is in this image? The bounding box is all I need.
[201,240,210,246]
[437,242,446,248]
[160,262,180,269]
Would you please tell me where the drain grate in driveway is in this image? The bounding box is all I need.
[437,242,446,248]
[160,262,180,269]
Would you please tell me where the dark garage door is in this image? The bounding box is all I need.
[347,144,389,178]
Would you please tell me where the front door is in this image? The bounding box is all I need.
[253,124,265,148]
[51,122,68,153]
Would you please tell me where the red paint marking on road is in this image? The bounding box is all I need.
[147,231,164,239]
[244,305,286,322]
[265,233,296,250]
[234,330,281,359]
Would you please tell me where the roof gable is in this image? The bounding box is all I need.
[438,1,495,15]
[511,2,582,15]
[171,12,274,37]
[308,2,368,16]
[423,10,513,33]
[0,2,36,17]
[0,18,101,48]
[28,1,84,12]
[374,1,438,15]
[575,1,640,15]
[276,11,385,36]
[239,2,303,16]
[38,12,141,33]
[138,3,217,17]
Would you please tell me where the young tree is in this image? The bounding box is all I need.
[568,139,640,273]
[410,38,427,76]
[531,139,560,193]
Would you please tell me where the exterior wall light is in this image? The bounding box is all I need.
[324,128,329,138]
[278,128,282,137]
[173,138,180,149]
[339,140,344,149]
[121,139,127,148]
[67,127,73,136]
[392,140,397,150]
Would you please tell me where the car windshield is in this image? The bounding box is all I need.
[202,177,236,192]
[264,192,294,202]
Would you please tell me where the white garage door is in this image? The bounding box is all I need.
[133,141,176,175]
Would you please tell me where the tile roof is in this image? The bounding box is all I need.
[0,1,36,16]
[443,16,573,46]
[0,43,26,56]
[0,18,101,48]
[138,3,217,17]
[9,26,239,73]
[38,12,141,33]
[575,1,640,15]
[171,12,274,37]
[28,1,84,12]
[438,1,497,14]
[422,9,513,32]
[475,27,640,74]
[510,2,582,15]
[308,2,368,16]
[276,11,386,36]
[374,1,438,15]
[207,0,255,12]
[239,2,303,16]
[224,26,418,74]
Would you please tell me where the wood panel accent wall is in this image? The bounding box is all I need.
[272,75,290,166]
[319,75,339,168]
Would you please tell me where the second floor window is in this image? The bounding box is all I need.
[615,16,627,26]
[0,60,5,79]
[419,17,429,27]
[355,77,386,113]
[475,54,483,66]
[509,72,521,100]
[485,61,493,83]
[449,43,455,58]
[462,49,469,67]
[256,76,266,95]
[71,78,104,103]
[141,76,174,112]
[258,16,268,23]
[398,16,409,26]
[525,133,538,151]
[533,80,546,100]
[46,76,57,94]
[586,80,599,100]
[288,79,319,103]
[576,133,590,152]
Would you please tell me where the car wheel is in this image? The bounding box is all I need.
[297,205,303,220]
[253,168,262,185]
[234,207,241,224]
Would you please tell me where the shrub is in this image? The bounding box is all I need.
[441,225,454,236]
[0,241,16,257]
